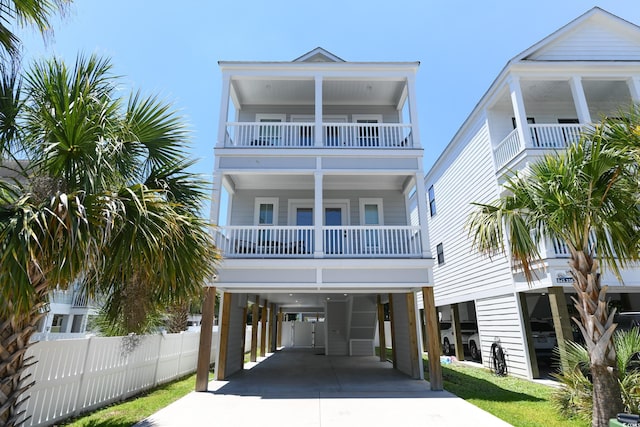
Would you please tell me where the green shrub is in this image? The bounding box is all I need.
[552,327,640,420]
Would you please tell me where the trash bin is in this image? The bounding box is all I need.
[610,413,640,426]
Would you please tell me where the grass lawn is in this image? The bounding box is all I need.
[62,372,207,427]
[426,360,587,427]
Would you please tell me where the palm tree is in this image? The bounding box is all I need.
[467,122,640,427]
[0,54,218,426]
[0,0,69,59]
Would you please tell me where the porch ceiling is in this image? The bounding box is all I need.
[492,79,632,110]
[243,291,390,310]
[231,78,406,107]
[229,173,409,191]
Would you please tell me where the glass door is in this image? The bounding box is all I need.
[363,203,380,253]
[324,207,343,254]
[296,207,313,254]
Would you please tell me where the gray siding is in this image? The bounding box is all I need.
[326,301,348,355]
[238,106,400,123]
[476,293,531,379]
[221,293,246,378]
[391,293,420,378]
[427,121,513,305]
[229,189,407,226]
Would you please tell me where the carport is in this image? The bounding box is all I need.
[195,287,443,392]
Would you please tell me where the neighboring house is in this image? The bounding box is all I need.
[205,47,437,382]
[423,7,640,379]
[34,283,97,340]
[0,160,96,341]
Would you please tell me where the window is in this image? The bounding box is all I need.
[254,198,278,242]
[360,198,383,252]
[428,185,436,217]
[436,243,445,265]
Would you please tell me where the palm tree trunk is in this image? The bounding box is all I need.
[166,301,189,333]
[592,364,623,426]
[569,252,623,427]
[1,265,50,427]
[0,310,44,427]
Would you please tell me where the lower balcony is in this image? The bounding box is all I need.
[214,225,423,258]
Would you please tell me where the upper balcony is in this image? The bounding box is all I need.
[216,48,421,153]
[488,76,638,172]
[223,122,414,149]
[494,123,586,170]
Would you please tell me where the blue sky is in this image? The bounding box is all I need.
[17,1,640,220]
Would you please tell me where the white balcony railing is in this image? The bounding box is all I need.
[214,225,422,258]
[322,226,422,257]
[494,123,587,169]
[49,290,73,305]
[493,128,522,169]
[215,226,315,257]
[321,123,413,148]
[222,122,414,148]
[529,124,583,148]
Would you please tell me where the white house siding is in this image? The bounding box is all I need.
[476,293,531,379]
[228,189,407,226]
[530,15,640,61]
[427,120,513,306]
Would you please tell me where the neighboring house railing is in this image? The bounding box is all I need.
[493,128,522,170]
[49,289,73,305]
[222,122,414,148]
[493,123,587,169]
[215,225,422,258]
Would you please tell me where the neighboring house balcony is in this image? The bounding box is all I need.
[488,74,640,172]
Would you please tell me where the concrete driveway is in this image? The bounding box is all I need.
[136,348,512,427]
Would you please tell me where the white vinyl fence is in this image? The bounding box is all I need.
[20,329,224,427]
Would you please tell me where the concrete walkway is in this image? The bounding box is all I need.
[137,348,512,427]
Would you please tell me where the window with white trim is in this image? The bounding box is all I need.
[428,185,436,217]
[436,243,445,265]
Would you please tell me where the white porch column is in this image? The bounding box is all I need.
[569,76,592,124]
[314,172,324,257]
[508,76,531,148]
[217,73,232,148]
[407,76,421,147]
[627,77,640,104]
[314,76,323,147]
[415,173,432,258]
[210,171,223,226]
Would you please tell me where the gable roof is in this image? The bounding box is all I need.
[512,7,640,62]
[293,47,345,63]
[426,7,640,183]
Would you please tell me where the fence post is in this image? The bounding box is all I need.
[72,336,93,417]
[176,332,185,378]
[153,334,164,387]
